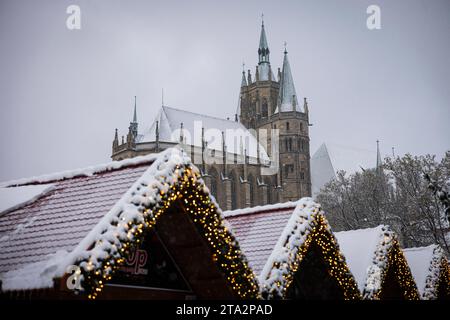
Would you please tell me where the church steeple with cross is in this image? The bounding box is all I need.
[237,18,312,200]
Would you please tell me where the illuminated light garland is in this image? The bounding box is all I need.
[260,200,361,300]
[439,259,450,298]
[404,245,450,300]
[69,148,260,300]
[362,228,420,300]
[371,242,420,300]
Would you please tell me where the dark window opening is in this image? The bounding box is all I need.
[110,230,189,291]
[286,241,345,300]
[230,174,238,210]
[262,100,268,118]
[209,170,218,199]
[286,138,293,152]
[377,259,407,300]
[249,175,255,206]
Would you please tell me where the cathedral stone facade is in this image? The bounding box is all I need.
[111,21,312,210]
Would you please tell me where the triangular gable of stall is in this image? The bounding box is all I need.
[0,148,259,300]
[335,226,419,300]
[104,228,193,299]
[0,156,157,292]
[68,148,259,299]
[224,198,360,300]
[404,245,450,300]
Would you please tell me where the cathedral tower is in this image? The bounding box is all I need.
[239,22,312,200]
[239,20,280,129]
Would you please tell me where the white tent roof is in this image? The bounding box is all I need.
[311,142,378,196]
[335,226,385,292]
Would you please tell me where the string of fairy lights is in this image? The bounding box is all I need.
[67,153,440,300]
[439,259,450,298]
[366,237,420,300]
[75,164,259,300]
[263,212,361,300]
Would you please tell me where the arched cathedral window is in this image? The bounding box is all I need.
[286,138,293,152]
[262,99,268,118]
[230,172,238,210]
[209,167,219,200]
[248,174,256,207]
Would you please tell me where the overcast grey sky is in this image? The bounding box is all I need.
[0,0,449,181]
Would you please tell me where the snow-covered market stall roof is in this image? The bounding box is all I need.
[335,226,419,300]
[403,245,450,300]
[224,199,360,299]
[0,147,259,299]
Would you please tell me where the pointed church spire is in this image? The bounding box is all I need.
[155,120,160,152]
[376,140,382,171]
[256,18,275,81]
[258,17,270,64]
[133,96,137,123]
[275,47,300,113]
[112,128,119,151]
[241,63,247,87]
[129,96,138,139]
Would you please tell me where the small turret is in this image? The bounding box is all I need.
[129,96,138,139]
[241,69,247,87]
[112,128,119,152]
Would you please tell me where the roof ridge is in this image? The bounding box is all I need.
[0,150,170,187]
[163,105,237,124]
[223,201,299,218]
[403,244,439,252]
[335,225,387,235]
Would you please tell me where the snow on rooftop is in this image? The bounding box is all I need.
[0,148,193,291]
[224,202,298,277]
[275,52,302,113]
[403,245,444,299]
[259,198,324,296]
[0,184,55,216]
[0,152,160,188]
[223,201,298,218]
[0,250,69,291]
[139,106,270,162]
[311,142,378,196]
[335,226,386,292]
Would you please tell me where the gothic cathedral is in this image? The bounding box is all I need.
[111,21,312,210]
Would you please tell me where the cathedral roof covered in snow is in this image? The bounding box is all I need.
[139,106,270,163]
[0,148,259,299]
